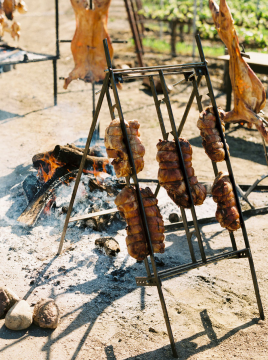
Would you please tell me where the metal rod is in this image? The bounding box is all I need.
[149,75,196,263]
[195,33,264,319]
[262,136,268,167]
[57,73,110,255]
[59,39,128,44]
[158,248,248,280]
[177,75,202,136]
[55,0,60,58]
[110,62,205,74]
[53,59,57,106]
[117,66,206,77]
[144,257,152,278]
[106,87,116,120]
[130,0,144,54]
[0,55,58,66]
[154,183,161,198]
[192,72,240,252]
[136,249,249,285]
[192,0,197,59]
[149,76,168,141]
[229,231,237,251]
[69,208,118,222]
[158,69,207,263]
[124,0,144,67]
[180,209,197,263]
[103,38,178,358]
[122,71,199,81]
[247,250,265,319]
[164,205,268,232]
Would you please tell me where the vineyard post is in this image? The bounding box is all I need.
[192,0,197,59]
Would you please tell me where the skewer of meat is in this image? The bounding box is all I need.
[212,172,240,231]
[115,186,165,261]
[156,138,206,208]
[104,118,145,178]
[197,105,229,162]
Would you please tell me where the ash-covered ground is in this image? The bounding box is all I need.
[1,0,268,359]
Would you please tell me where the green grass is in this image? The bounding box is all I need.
[134,37,225,57]
[131,36,268,57]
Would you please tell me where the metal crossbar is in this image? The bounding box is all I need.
[58,34,264,358]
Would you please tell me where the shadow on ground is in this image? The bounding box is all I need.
[190,129,267,166]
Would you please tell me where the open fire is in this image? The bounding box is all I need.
[37,153,66,183]
[18,142,115,226]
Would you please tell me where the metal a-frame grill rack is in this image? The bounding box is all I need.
[58,34,264,358]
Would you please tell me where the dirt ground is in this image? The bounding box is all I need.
[0,1,268,359]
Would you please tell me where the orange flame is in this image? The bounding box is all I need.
[38,153,66,183]
[82,159,108,184]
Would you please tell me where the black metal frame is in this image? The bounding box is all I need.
[0,0,59,106]
[57,35,264,358]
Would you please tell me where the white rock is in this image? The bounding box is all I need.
[5,300,33,330]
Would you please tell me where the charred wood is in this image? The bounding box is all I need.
[95,237,120,256]
[17,167,78,226]
[53,145,113,174]
[32,151,54,169]
[88,177,125,196]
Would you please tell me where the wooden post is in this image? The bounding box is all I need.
[124,0,144,67]
[170,21,177,57]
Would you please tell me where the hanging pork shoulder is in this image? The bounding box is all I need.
[212,172,241,231]
[156,139,206,208]
[104,118,145,178]
[115,186,165,261]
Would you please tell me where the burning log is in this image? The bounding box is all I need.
[53,145,113,174]
[17,167,78,226]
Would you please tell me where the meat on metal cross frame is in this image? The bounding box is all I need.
[57,34,264,358]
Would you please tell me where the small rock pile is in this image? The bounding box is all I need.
[0,286,60,331]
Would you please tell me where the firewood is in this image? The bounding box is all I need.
[53,145,112,174]
[17,168,78,226]
[32,151,54,169]
[67,143,105,157]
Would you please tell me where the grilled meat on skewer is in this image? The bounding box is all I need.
[115,186,165,261]
[197,106,229,162]
[104,118,145,178]
[212,172,240,231]
[156,139,206,208]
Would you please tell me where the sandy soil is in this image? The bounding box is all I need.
[0,1,268,359]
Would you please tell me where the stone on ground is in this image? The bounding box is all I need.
[95,236,120,256]
[0,286,20,319]
[33,298,60,329]
[5,300,33,330]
